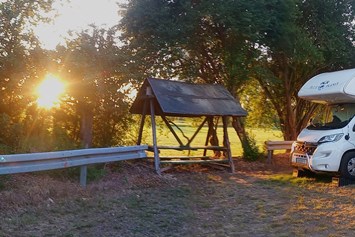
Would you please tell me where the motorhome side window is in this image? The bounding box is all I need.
[308,104,355,130]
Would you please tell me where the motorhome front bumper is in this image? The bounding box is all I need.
[291,141,317,169]
[291,141,341,172]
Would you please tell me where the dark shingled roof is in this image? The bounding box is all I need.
[130,78,247,117]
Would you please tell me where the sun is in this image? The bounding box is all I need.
[36,74,65,109]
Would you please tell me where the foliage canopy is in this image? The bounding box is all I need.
[0,0,354,156]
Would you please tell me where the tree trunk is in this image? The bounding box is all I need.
[232,116,259,161]
[228,85,259,159]
[256,64,315,141]
[80,106,93,148]
[207,116,221,157]
[284,74,298,141]
[232,117,250,150]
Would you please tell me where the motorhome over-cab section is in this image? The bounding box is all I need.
[298,68,355,104]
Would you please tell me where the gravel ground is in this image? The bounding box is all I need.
[0,155,354,237]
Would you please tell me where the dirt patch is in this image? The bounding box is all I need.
[0,154,354,237]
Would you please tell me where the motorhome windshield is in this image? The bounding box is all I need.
[307,104,355,130]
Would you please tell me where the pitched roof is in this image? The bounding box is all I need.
[130,78,247,117]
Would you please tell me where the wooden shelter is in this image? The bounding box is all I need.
[130,78,247,174]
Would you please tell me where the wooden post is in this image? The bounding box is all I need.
[137,99,147,145]
[147,86,161,175]
[223,116,235,173]
[204,117,213,156]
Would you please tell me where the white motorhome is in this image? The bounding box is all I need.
[291,68,355,180]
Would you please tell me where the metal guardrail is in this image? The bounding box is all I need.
[0,145,148,187]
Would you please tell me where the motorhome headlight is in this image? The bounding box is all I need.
[318,133,344,144]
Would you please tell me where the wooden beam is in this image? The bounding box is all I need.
[158,156,210,160]
[149,145,228,150]
[160,159,229,164]
[160,115,184,146]
[147,86,161,175]
[137,99,148,145]
[204,116,213,156]
[223,116,235,173]
[186,117,208,146]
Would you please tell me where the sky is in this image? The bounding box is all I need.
[34,0,127,49]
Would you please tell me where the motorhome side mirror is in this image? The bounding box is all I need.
[353,124,355,132]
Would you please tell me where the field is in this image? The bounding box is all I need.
[0,126,354,237]
[140,120,283,157]
[0,155,354,237]
[0,156,354,237]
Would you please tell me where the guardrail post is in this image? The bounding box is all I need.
[267,150,273,163]
[80,165,87,187]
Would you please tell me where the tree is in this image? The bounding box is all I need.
[255,0,355,140]
[239,79,279,129]
[0,0,54,152]
[55,26,134,148]
[119,0,278,159]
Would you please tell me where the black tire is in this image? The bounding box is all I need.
[293,169,315,178]
[340,152,355,181]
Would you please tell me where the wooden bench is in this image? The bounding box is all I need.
[264,141,294,162]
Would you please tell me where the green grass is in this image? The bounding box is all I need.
[33,164,108,184]
[141,122,283,157]
[264,173,333,187]
[1,157,354,236]
[0,175,11,191]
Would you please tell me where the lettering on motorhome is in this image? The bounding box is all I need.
[309,81,339,91]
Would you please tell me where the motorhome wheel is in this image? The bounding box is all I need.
[340,152,355,180]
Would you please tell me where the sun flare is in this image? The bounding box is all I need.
[36,74,65,109]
